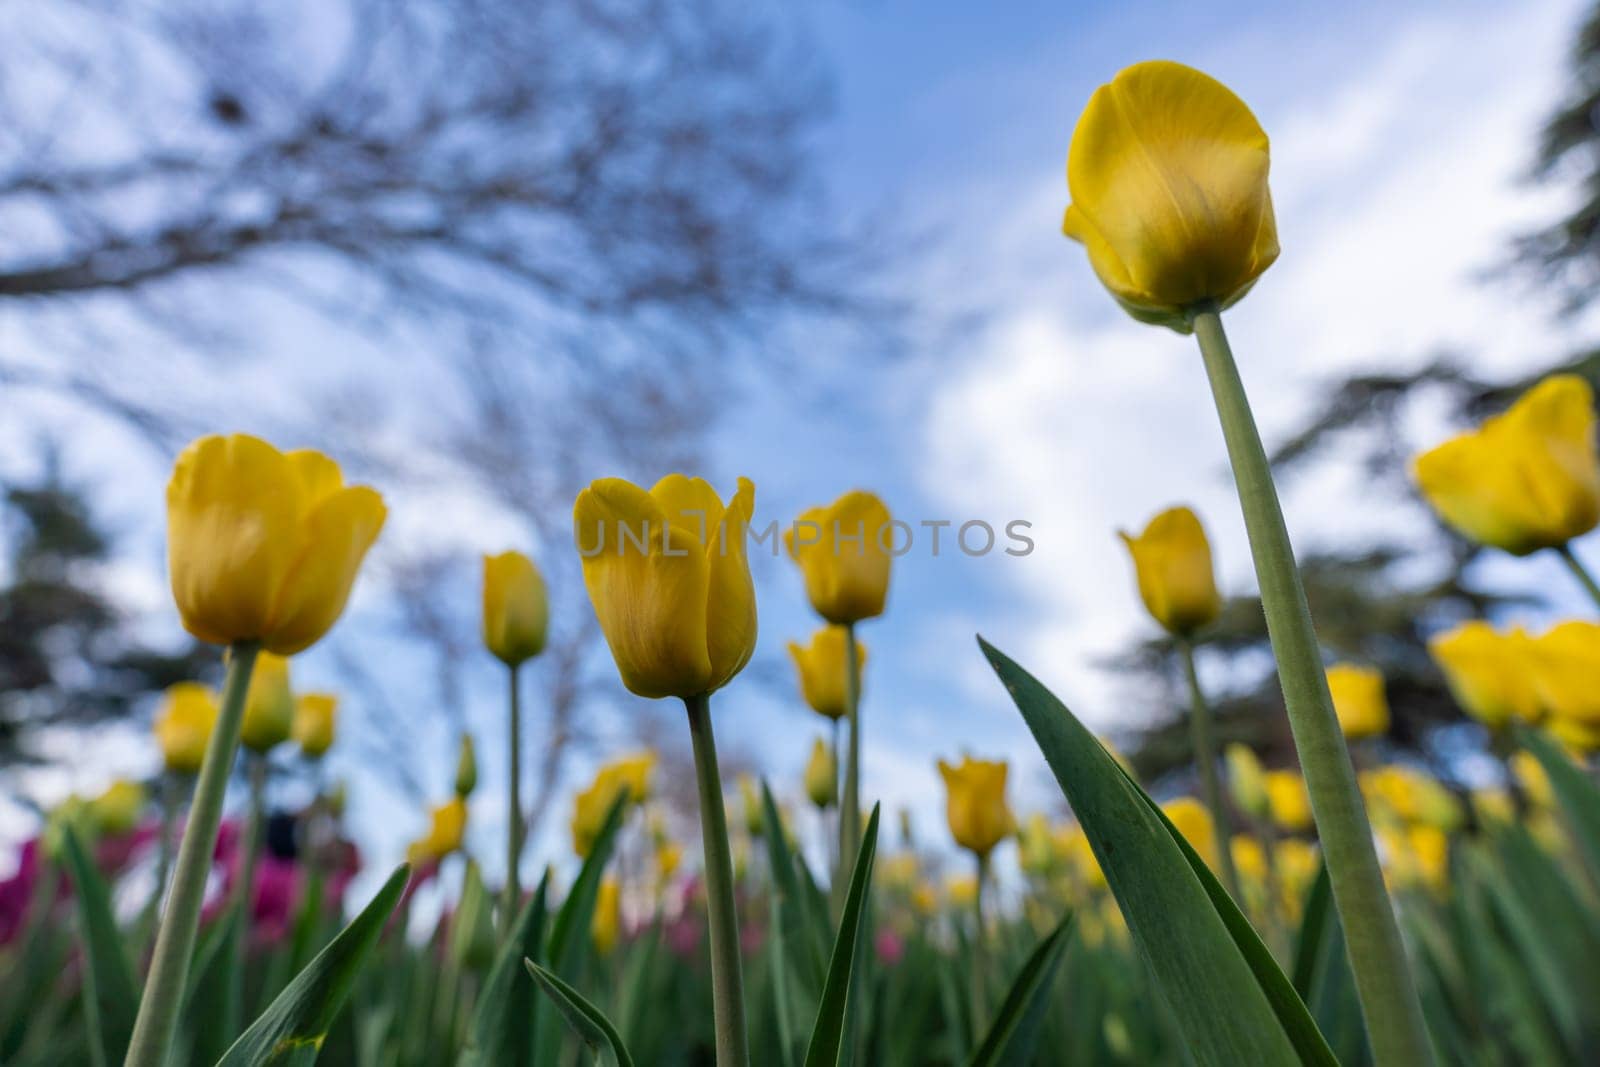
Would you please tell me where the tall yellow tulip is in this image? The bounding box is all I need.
[153,682,219,775]
[1413,376,1600,557]
[787,625,867,720]
[482,551,549,666]
[937,756,1014,859]
[1530,621,1600,724]
[1118,506,1222,636]
[786,491,893,625]
[1326,664,1389,740]
[292,692,337,759]
[574,475,756,699]
[1427,621,1541,729]
[240,652,294,754]
[166,434,386,655]
[1062,61,1277,331]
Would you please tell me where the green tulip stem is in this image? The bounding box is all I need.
[125,640,260,1067]
[1556,543,1600,611]
[972,852,990,1026]
[841,624,863,886]
[236,751,268,914]
[829,716,842,872]
[1178,638,1242,904]
[504,662,523,932]
[1190,304,1433,1067]
[685,692,749,1067]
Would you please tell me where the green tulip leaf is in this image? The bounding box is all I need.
[546,790,630,974]
[216,863,410,1067]
[802,803,881,1067]
[460,868,551,1067]
[524,959,636,1067]
[760,778,830,996]
[1517,726,1600,887]
[61,826,139,1067]
[965,915,1072,1067]
[979,635,1330,1066]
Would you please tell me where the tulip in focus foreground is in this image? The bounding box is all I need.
[166,433,387,655]
[1062,60,1278,332]
[482,550,549,667]
[1118,506,1222,636]
[154,682,219,775]
[1326,663,1389,740]
[1413,375,1600,557]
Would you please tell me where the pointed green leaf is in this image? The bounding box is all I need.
[760,778,829,996]
[181,902,243,1066]
[524,959,637,1067]
[460,868,551,1067]
[547,790,630,974]
[965,916,1071,1067]
[803,803,881,1067]
[979,636,1316,1067]
[61,826,139,1067]
[1291,863,1333,1001]
[1517,727,1600,887]
[215,863,410,1067]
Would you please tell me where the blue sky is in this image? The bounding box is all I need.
[7,0,1600,901]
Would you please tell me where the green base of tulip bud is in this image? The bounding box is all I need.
[125,641,260,1067]
[1556,543,1600,612]
[1190,304,1434,1067]
[685,692,749,1067]
[1178,638,1243,905]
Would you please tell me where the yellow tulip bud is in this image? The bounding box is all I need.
[240,651,294,754]
[292,692,337,759]
[454,734,478,798]
[153,682,219,775]
[165,434,386,654]
[804,738,837,810]
[572,475,756,700]
[89,779,146,835]
[787,625,867,721]
[482,551,549,666]
[1264,770,1313,834]
[407,796,468,866]
[1117,507,1222,636]
[592,877,622,956]
[1413,376,1600,556]
[937,755,1013,859]
[786,491,893,625]
[1325,663,1389,740]
[655,841,683,882]
[1511,751,1554,808]
[1161,797,1219,871]
[1224,743,1269,820]
[1428,621,1541,729]
[1530,621,1600,725]
[1062,61,1278,332]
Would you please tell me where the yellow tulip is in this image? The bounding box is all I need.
[1511,751,1554,808]
[572,475,756,699]
[481,551,549,666]
[656,841,683,881]
[153,682,218,775]
[1264,770,1313,833]
[1275,839,1321,924]
[737,774,765,838]
[911,882,939,917]
[292,692,337,758]
[786,491,893,625]
[804,737,837,809]
[240,652,294,754]
[1428,621,1541,729]
[1380,825,1449,897]
[1470,788,1515,827]
[570,754,654,857]
[879,853,918,892]
[1117,506,1222,636]
[787,625,867,721]
[454,734,478,798]
[592,877,622,956]
[604,752,657,805]
[89,779,146,835]
[1230,835,1267,884]
[1530,621,1600,724]
[407,797,468,866]
[1325,663,1389,740]
[1162,797,1219,870]
[945,873,978,909]
[1412,375,1600,556]
[166,434,386,654]
[1224,743,1269,820]
[1360,766,1462,831]
[1062,61,1278,331]
[937,756,1014,859]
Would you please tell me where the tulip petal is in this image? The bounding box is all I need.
[705,476,758,691]
[166,434,303,646]
[575,479,713,699]
[262,486,387,654]
[650,474,726,549]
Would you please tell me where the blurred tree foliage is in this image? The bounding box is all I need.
[0,458,213,771]
[1121,0,1600,784]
